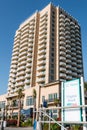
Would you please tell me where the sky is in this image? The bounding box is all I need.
[0,0,87,95]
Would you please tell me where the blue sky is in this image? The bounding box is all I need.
[0,0,87,95]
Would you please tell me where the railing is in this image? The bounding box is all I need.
[34,105,87,130]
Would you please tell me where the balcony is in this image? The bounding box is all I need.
[20,42,28,48]
[71,47,76,51]
[21,29,29,36]
[22,24,29,31]
[72,67,77,71]
[11,60,18,64]
[38,49,46,55]
[26,68,31,73]
[66,70,72,75]
[19,56,27,62]
[60,67,66,72]
[66,54,71,59]
[59,22,65,27]
[66,40,71,44]
[77,55,82,59]
[60,41,65,46]
[20,46,27,52]
[40,14,48,22]
[17,66,26,71]
[72,52,76,56]
[65,35,70,39]
[12,51,19,56]
[39,39,46,45]
[28,48,33,52]
[65,18,70,22]
[21,37,28,43]
[77,64,82,68]
[77,50,81,55]
[39,24,47,31]
[26,63,32,68]
[37,72,45,77]
[37,60,46,66]
[16,81,24,87]
[38,44,46,50]
[60,56,66,61]
[39,29,47,35]
[59,27,65,32]
[29,30,34,34]
[60,46,65,51]
[75,25,79,29]
[59,14,65,19]
[12,56,18,60]
[40,20,47,27]
[37,77,45,82]
[21,33,29,40]
[60,73,66,78]
[20,61,26,65]
[27,58,32,62]
[16,71,25,76]
[25,79,30,84]
[60,51,66,56]
[66,59,71,63]
[25,73,31,78]
[38,55,46,61]
[60,62,66,66]
[39,34,47,41]
[29,38,33,43]
[37,66,45,71]
[66,65,71,69]
[72,72,77,77]
[66,50,71,54]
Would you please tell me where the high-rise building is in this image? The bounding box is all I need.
[7,3,83,96]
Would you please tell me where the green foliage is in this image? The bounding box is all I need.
[21,118,33,127]
[50,123,60,130]
[32,89,37,99]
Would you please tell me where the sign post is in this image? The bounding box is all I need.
[61,78,86,130]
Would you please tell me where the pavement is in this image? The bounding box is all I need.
[3,127,33,130]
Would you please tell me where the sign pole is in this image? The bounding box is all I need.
[81,77,87,130]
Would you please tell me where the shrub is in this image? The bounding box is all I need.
[7,119,17,127]
[21,118,33,127]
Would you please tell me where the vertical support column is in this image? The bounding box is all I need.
[81,77,87,130]
[61,82,64,130]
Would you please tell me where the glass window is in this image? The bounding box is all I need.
[42,96,45,102]
[26,96,34,106]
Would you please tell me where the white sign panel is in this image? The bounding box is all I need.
[63,79,82,121]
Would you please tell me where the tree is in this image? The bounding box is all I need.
[54,99,60,107]
[32,89,37,121]
[17,88,24,127]
[54,98,61,121]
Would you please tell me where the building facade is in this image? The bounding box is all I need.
[0,3,83,117]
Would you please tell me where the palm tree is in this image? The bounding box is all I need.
[54,98,61,121]
[54,99,60,107]
[17,88,24,127]
[32,89,37,121]
[11,100,16,119]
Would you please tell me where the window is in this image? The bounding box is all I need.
[51,64,54,68]
[26,96,34,106]
[51,48,54,51]
[42,96,45,102]
[51,58,54,62]
[51,53,54,57]
[48,93,58,102]
[51,69,54,74]
[51,75,54,80]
